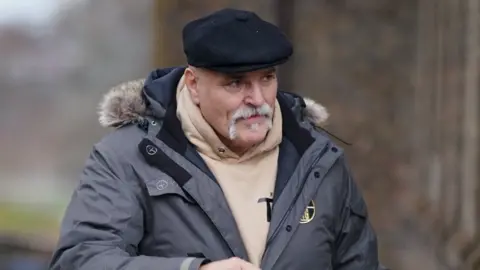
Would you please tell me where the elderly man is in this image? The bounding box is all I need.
[50,8,386,270]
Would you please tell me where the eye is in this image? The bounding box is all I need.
[262,74,276,81]
[225,79,244,91]
[228,79,241,87]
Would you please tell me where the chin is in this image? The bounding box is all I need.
[228,118,273,147]
[237,130,268,146]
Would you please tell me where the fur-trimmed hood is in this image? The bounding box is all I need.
[97,67,329,129]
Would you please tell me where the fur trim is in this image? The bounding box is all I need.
[303,97,329,127]
[98,79,146,127]
[98,79,329,128]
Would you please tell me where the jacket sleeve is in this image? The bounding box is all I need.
[332,159,389,270]
[49,144,207,270]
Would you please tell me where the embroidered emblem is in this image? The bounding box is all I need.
[300,200,315,224]
[156,180,168,190]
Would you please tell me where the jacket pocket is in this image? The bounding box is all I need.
[144,174,197,204]
[349,198,367,219]
[334,200,368,260]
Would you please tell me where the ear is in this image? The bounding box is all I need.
[184,67,200,105]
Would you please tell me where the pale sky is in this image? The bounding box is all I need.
[0,0,83,26]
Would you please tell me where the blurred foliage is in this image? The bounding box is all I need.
[0,203,62,237]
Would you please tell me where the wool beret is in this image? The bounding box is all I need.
[182,8,293,73]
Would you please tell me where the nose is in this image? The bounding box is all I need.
[245,83,265,107]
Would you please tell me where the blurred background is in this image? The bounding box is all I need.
[0,0,479,269]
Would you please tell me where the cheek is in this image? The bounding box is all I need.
[265,85,278,107]
[199,90,240,126]
[199,95,223,120]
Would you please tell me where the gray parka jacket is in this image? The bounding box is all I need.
[49,67,386,270]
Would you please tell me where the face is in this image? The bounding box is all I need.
[184,66,278,153]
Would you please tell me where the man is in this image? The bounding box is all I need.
[50,8,387,270]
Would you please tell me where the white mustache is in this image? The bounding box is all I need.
[228,104,273,140]
[231,104,273,121]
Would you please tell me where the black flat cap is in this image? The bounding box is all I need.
[182,8,293,73]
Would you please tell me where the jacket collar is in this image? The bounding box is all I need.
[97,66,330,156]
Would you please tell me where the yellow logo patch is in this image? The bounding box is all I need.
[300,200,315,224]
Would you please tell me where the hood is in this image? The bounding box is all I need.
[98,67,329,129]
